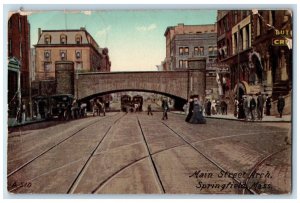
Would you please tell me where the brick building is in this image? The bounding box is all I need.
[217,10,292,115]
[163,23,217,70]
[34,27,111,81]
[163,23,219,99]
[32,28,111,98]
[8,13,31,117]
[217,10,292,114]
[217,10,252,99]
[252,10,292,115]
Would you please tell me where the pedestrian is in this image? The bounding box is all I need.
[71,98,79,119]
[211,100,217,115]
[105,100,110,112]
[185,98,194,122]
[21,100,26,123]
[206,99,212,116]
[162,98,169,120]
[277,94,285,118]
[39,100,46,119]
[249,95,256,121]
[183,102,189,115]
[189,97,206,124]
[238,98,246,119]
[147,104,153,116]
[243,95,249,120]
[92,100,98,116]
[256,92,265,120]
[220,100,227,115]
[101,101,106,116]
[266,95,272,116]
[216,99,221,115]
[234,98,239,117]
[16,104,22,123]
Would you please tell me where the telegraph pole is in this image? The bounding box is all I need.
[237,25,240,100]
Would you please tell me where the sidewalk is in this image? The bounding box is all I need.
[172,111,291,122]
[8,117,46,128]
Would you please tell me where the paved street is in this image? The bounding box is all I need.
[7,112,291,194]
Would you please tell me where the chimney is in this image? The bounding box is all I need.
[38,28,41,38]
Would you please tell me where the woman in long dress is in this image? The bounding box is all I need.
[189,98,206,124]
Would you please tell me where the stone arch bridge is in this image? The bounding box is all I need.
[74,69,206,103]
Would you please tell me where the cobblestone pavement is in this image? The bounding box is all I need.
[7,112,291,194]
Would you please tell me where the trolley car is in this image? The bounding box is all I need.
[120,95,132,112]
[49,94,74,120]
[132,95,143,111]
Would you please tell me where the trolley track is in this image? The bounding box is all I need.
[242,147,288,194]
[7,112,290,194]
[161,121,257,194]
[67,112,127,194]
[7,113,121,179]
[91,116,166,194]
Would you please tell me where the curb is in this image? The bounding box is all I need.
[170,111,291,123]
[8,119,47,129]
[205,116,291,123]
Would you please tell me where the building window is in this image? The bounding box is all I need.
[194,47,199,55]
[179,60,183,68]
[245,26,250,49]
[226,39,230,56]
[208,46,213,55]
[44,35,51,44]
[44,50,51,60]
[75,50,81,59]
[179,47,183,55]
[199,47,204,55]
[60,34,67,44]
[60,50,67,60]
[232,34,235,55]
[184,60,188,68]
[44,62,52,78]
[238,29,243,51]
[184,47,189,55]
[75,34,82,44]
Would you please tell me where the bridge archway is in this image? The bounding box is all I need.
[79,88,187,111]
[74,69,206,111]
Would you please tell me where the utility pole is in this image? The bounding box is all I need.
[237,25,240,100]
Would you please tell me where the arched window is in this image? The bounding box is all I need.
[60,34,67,44]
[75,34,82,44]
[44,34,51,44]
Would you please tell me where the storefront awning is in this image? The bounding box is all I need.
[8,57,21,72]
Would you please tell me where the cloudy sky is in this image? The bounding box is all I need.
[28,10,217,71]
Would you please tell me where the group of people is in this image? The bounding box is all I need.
[70,99,87,119]
[203,99,228,116]
[184,96,206,124]
[234,93,285,121]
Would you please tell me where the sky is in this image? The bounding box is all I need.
[27,10,217,71]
